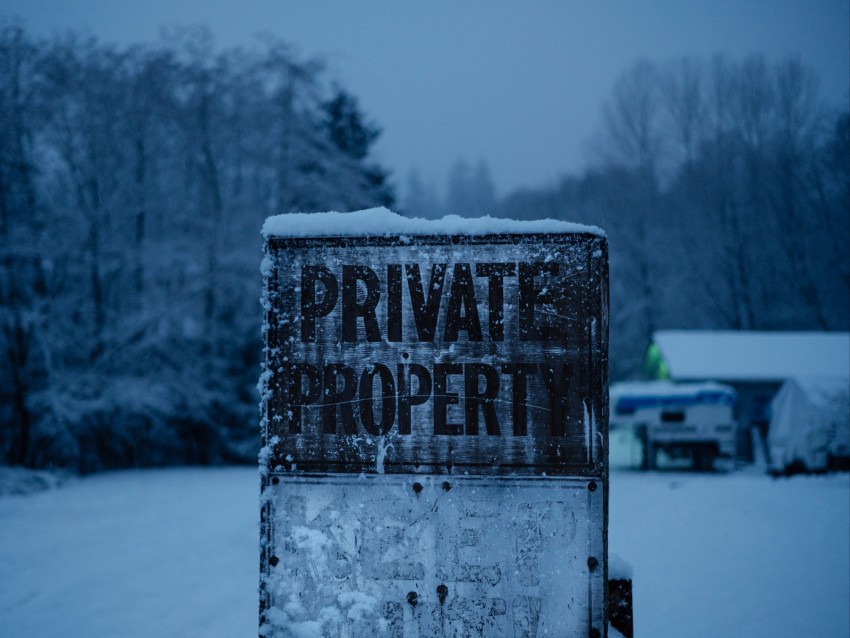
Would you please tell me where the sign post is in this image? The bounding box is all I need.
[259,208,609,637]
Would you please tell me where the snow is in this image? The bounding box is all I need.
[0,468,258,638]
[610,470,850,638]
[769,376,850,471]
[653,330,850,381]
[608,552,634,580]
[0,466,69,496]
[262,206,605,238]
[611,380,737,410]
[337,591,380,622]
[608,623,627,638]
[1,466,848,638]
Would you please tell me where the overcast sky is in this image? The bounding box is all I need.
[4,1,848,198]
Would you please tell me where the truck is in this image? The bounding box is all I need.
[610,381,737,471]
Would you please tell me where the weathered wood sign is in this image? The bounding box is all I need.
[259,209,609,637]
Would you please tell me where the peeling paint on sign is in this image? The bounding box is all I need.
[263,476,603,637]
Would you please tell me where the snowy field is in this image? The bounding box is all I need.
[1,466,848,638]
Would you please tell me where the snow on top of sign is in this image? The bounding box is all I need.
[262,207,605,238]
[608,552,634,580]
[654,330,850,382]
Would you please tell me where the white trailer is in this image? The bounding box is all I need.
[610,381,737,470]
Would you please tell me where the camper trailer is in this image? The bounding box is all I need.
[611,381,737,470]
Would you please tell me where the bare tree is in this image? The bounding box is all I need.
[501,54,849,378]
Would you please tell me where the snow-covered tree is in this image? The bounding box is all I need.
[0,26,395,469]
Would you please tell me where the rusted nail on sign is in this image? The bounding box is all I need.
[259,207,609,637]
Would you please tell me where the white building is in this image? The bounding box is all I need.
[646,330,850,467]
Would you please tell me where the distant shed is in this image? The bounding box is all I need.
[646,330,850,462]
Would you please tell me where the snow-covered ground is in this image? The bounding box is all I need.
[0,468,258,638]
[0,466,847,638]
[609,469,849,637]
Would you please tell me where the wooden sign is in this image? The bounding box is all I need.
[259,209,609,637]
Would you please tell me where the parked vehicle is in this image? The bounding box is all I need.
[610,381,737,470]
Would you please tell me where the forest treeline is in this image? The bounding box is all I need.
[408,57,848,379]
[2,24,848,471]
[0,24,393,469]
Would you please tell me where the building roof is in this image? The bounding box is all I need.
[652,330,850,383]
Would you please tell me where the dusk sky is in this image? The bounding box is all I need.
[4,0,848,197]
